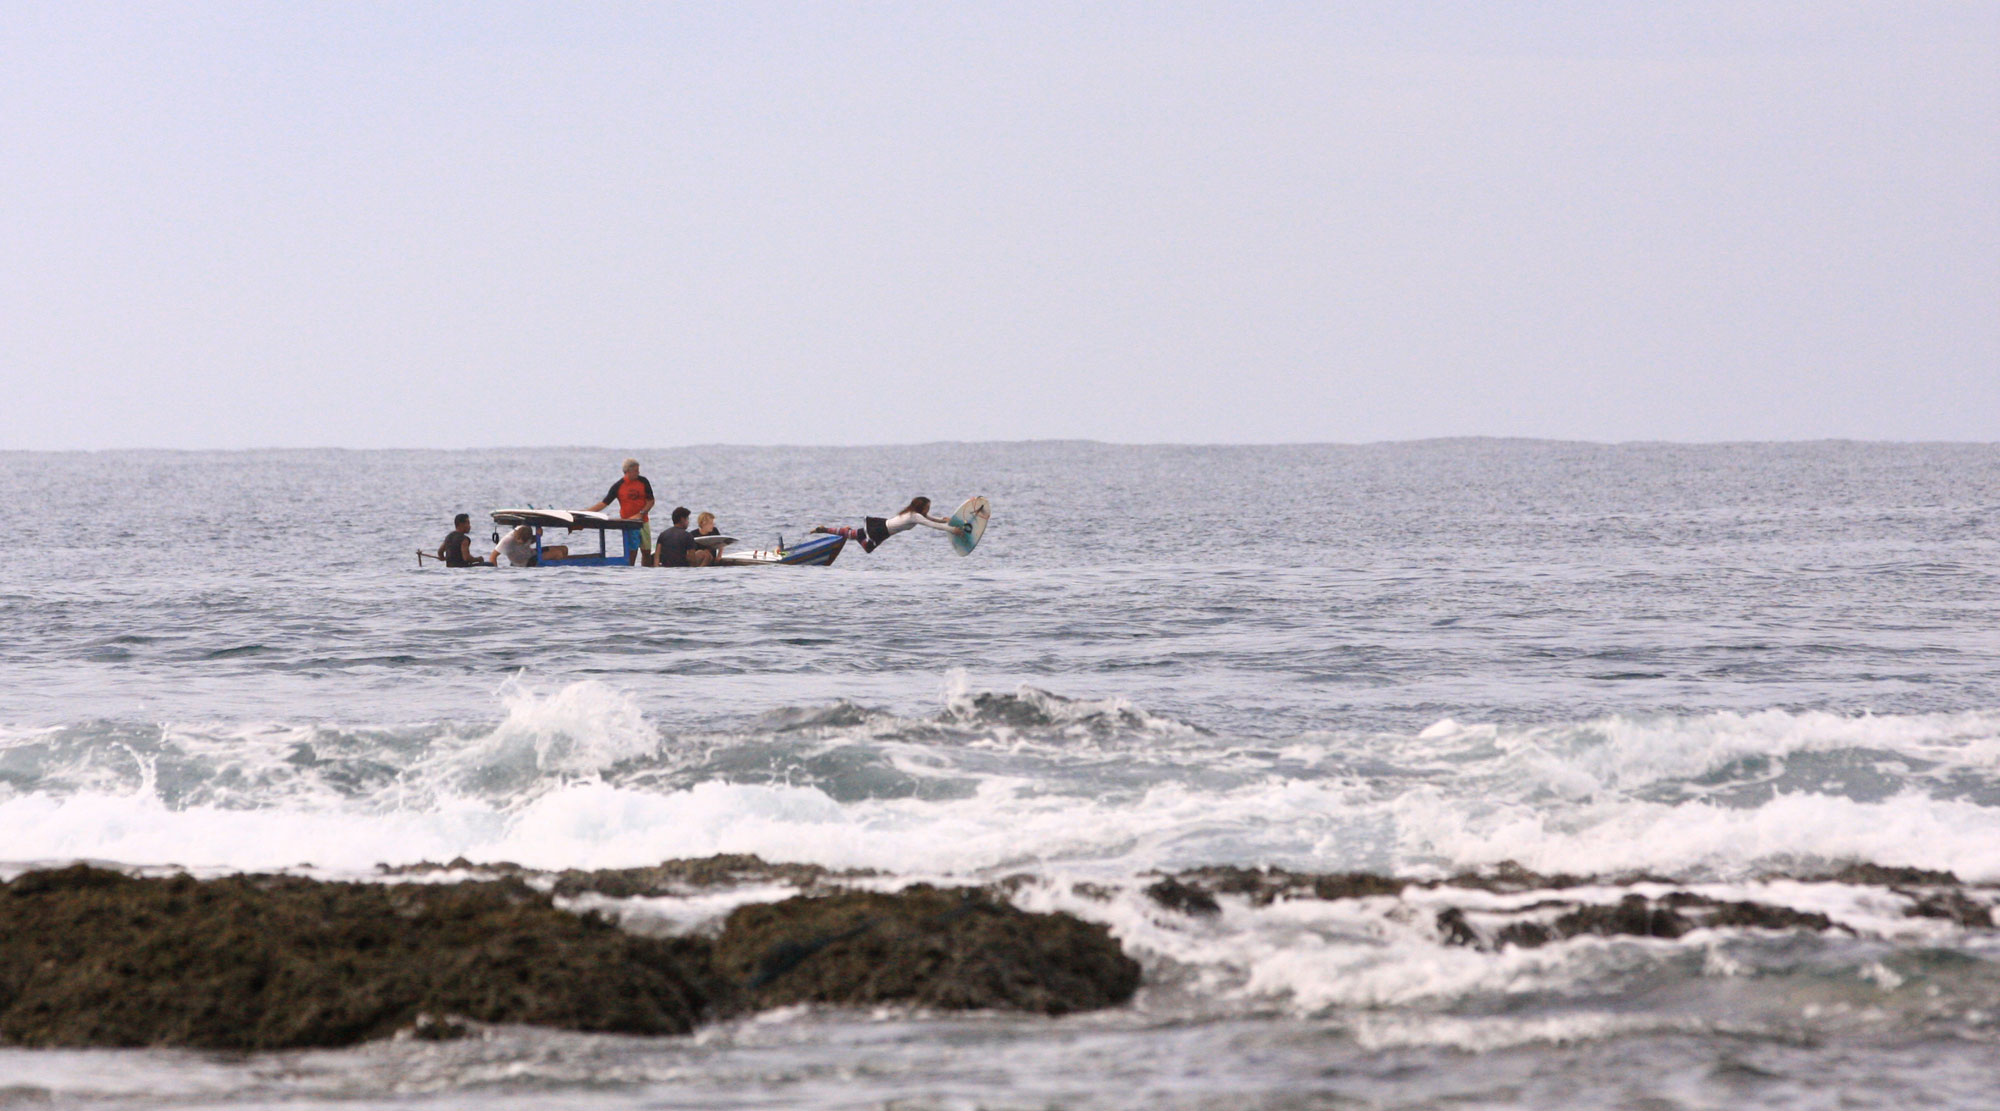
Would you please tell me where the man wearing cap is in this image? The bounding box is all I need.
[584,457,657,566]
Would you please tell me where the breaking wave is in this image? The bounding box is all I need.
[2,680,1999,887]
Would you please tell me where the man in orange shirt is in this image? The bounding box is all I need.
[585,457,657,565]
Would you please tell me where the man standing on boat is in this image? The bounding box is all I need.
[584,458,657,565]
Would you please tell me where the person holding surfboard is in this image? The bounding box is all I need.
[811,496,964,553]
[583,458,657,566]
[689,511,724,567]
[654,507,717,568]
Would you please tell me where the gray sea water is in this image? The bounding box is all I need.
[4,440,2000,1109]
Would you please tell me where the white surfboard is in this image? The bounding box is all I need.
[948,496,989,556]
[693,535,737,550]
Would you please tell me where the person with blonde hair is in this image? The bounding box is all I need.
[687,511,723,567]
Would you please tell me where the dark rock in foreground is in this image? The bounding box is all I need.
[0,864,1141,1050]
[712,886,1140,1016]
[0,865,708,1049]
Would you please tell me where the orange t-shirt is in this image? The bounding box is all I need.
[603,475,654,519]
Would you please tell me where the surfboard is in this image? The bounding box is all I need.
[947,496,989,556]
[693,535,737,550]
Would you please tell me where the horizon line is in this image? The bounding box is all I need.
[6,435,2000,454]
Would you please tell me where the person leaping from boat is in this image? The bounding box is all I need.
[583,457,656,566]
[811,496,963,553]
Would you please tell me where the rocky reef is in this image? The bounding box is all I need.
[0,861,1138,1050]
[8,852,1994,1051]
[0,865,711,1049]
[712,886,1140,1015]
[1138,861,1999,948]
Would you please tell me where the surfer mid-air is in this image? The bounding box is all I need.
[812,495,989,555]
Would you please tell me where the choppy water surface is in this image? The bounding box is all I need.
[4,441,2000,1109]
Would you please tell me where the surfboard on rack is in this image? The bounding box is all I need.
[948,496,990,556]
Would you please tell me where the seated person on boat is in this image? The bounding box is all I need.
[655,507,714,568]
[438,514,493,567]
[494,525,570,566]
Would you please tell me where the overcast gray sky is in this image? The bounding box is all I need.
[3,2,1995,449]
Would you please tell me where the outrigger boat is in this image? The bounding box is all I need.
[487,509,845,567]
[490,509,642,566]
[712,532,846,567]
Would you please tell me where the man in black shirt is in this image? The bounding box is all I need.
[437,513,491,567]
[654,506,706,568]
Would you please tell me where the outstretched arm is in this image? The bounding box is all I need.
[585,480,621,513]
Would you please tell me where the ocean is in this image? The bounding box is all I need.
[3,440,2000,1108]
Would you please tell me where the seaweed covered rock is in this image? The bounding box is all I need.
[550,854,869,899]
[0,865,711,1049]
[1143,875,1221,917]
[711,886,1140,1016]
[1443,892,1840,950]
[1166,866,1406,907]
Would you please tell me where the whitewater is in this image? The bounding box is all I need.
[4,440,2000,1108]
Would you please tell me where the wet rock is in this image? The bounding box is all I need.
[1435,907,1480,947]
[1305,872,1410,900]
[1144,876,1221,917]
[1449,892,1841,951]
[1674,894,1839,935]
[401,1013,473,1041]
[0,865,710,1049]
[1171,866,1405,906]
[1527,894,1695,945]
[987,874,1042,896]
[711,886,1140,1016]
[1814,863,1962,887]
[1903,889,1994,928]
[1441,860,1588,893]
[375,857,531,877]
[1440,860,1683,894]
[549,854,870,899]
[378,854,878,898]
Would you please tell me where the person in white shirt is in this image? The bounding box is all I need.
[493,525,569,566]
[811,496,964,553]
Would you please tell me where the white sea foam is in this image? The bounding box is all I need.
[1394,786,2000,881]
[488,676,663,774]
[1411,708,2000,798]
[5,685,2000,889]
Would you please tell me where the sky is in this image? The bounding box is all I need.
[2,2,1995,449]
